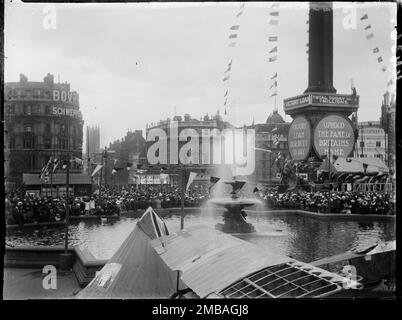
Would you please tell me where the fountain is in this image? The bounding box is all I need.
[208,179,261,233]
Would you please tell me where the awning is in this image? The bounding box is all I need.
[23,173,91,185]
[319,157,389,174]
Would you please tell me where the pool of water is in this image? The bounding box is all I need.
[6,210,395,267]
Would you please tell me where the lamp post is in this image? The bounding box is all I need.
[59,117,72,270]
[327,137,332,214]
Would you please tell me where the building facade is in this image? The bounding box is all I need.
[380,91,396,173]
[355,121,386,160]
[4,73,84,188]
[250,110,290,184]
[145,112,233,183]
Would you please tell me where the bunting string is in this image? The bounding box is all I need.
[222,2,246,116]
[359,10,395,92]
[268,3,280,104]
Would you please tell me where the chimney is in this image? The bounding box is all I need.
[19,74,28,84]
[43,73,54,86]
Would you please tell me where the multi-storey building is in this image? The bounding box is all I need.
[145,112,233,183]
[4,73,84,188]
[355,121,386,160]
[249,110,290,184]
[380,91,396,173]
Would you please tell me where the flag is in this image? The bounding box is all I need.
[273,136,279,146]
[91,164,103,177]
[224,90,228,97]
[232,180,246,193]
[382,66,387,72]
[377,56,383,63]
[62,161,68,170]
[236,11,243,18]
[228,59,233,66]
[269,46,277,53]
[223,75,230,82]
[271,3,279,8]
[268,36,278,42]
[269,19,279,25]
[332,155,339,163]
[230,25,240,31]
[364,24,371,30]
[224,64,230,73]
[363,163,368,174]
[240,3,245,9]
[269,56,277,62]
[209,176,220,190]
[112,168,117,175]
[184,171,197,191]
[366,33,374,40]
[228,42,236,47]
[52,158,59,173]
[229,33,237,39]
[306,20,309,24]
[360,14,368,20]
[270,72,277,79]
[253,187,259,193]
[39,160,52,179]
[271,127,278,133]
[126,162,133,171]
[270,81,278,89]
[373,47,379,53]
[224,98,227,106]
[270,12,279,16]
[387,79,394,87]
[270,92,278,97]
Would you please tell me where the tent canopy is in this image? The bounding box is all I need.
[319,157,389,174]
[77,207,182,299]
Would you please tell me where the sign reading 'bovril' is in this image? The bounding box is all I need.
[313,115,355,157]
[288,116,311,161]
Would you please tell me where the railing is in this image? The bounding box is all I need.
[340,183,394,193]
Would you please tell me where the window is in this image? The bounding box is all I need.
[60,139,68,150]
[46,105,51,115]
[25,105,32,115]
[45,123,51,133]
[360,141,364,148]
[25,124,32,133]
[61,124,67,135]
[23,139,33,149]
[44,139,51,149]
[376,141,381,147]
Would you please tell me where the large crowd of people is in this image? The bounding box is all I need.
[5,182,395,225]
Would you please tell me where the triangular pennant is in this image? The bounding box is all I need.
[269,46,277,53]
[236,11,243,18]
[269,19,279,25]
[230,25,240,31]
[270,72,277,79]
[270,12,279,16]
[364,24,371,30]
[360,14,368,20]
[229,33,237,39]
[366,33,374,40]
[268,36,278,42]
[269,55,277,62]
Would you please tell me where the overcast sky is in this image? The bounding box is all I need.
[5,1,396,148]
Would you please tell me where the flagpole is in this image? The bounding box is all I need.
[50,158,53,199]
[180,168,185,230]
[328,136,331,214]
